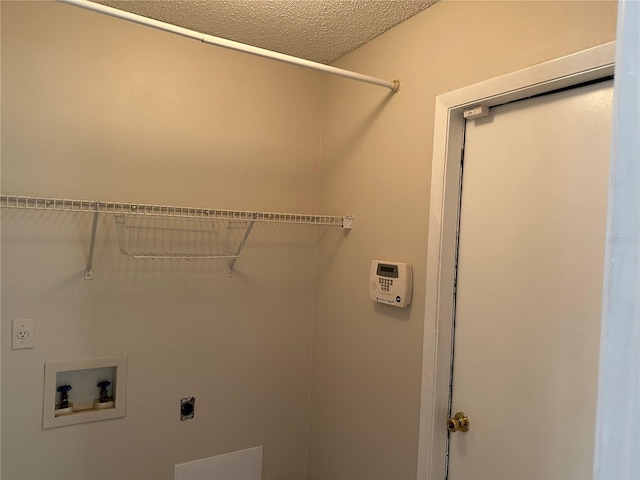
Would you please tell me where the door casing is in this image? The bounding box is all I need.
[416,42,616,480]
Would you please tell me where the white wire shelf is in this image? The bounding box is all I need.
[114,214,250,263]
[1,194,353,277]
[0,195,349,227]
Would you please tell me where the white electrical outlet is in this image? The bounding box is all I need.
[12,318,34,349]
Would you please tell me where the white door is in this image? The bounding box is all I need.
[448,80,613,479]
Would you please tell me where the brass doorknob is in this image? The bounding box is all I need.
[447,412,470,432]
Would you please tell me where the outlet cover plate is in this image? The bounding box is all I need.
[12,318,34,349]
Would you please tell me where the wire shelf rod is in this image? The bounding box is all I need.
[123,253,240,260]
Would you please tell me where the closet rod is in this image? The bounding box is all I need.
[56,0,400,93]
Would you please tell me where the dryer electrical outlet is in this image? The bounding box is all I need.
[180,397,195,421]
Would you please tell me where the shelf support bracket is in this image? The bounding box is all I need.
[228,220,255,276]
[85,211,99,280]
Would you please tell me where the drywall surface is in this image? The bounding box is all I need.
[309,1,618,479]
[1,2,323,479]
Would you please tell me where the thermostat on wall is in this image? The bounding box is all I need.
[370,260,412,308]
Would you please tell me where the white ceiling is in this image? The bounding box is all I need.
[97,0,438,64]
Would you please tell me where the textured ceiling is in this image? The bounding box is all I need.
[97,0,438,64]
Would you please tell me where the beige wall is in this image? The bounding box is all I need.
[1,2,323,479]
[309,1,617,479]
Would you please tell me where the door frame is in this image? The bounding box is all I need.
[416,42,616,480]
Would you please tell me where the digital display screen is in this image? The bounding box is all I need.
[377,263,398,278]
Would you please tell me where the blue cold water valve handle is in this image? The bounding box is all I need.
[57,385,72,408]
